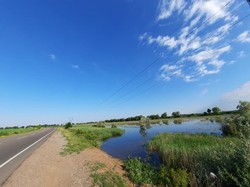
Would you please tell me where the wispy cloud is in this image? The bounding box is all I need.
[237,51,246,58]
[157,0,186,21]
[50,54,56,60]
[201,88,208,95]
[71,65,79,69]
[140,0,248,82]
[223,81,250,101]
[237,31,250,43]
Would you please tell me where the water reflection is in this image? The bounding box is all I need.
[101,119,222,161]
[161,120,169,125]
[139,125,147,137]
[173,119,182,124]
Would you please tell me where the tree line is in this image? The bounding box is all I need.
[102,107,236,123]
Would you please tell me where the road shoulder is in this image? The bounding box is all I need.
[3,130,130,187]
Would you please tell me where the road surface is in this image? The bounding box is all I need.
[0,128,55,185]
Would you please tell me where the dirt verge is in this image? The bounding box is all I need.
[3,130,132,187]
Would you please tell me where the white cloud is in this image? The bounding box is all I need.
[148,35,178,49]
[139,32,148,41]
[160,64,177,72]
[160,73,171,81]
[157,0,186,21]
[223,81,250,101]
[159,64,183,81]
[184,0,234,24]
[71,65,79,69]
[237,51,246,58]
[184,75,196,82]
[140,0,246,82]
[188,45,231,75]
[237,31,250,43]
[50,54,56,60]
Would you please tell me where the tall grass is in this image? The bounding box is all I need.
[60,126,124,154]
[147,133,245,186]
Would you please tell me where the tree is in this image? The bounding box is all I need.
[64,122,72,129]
[237,101,250,117]
[161,112,168,119]
[148,114,160,120]
[172,111,181,118]
[222,101,250,137]
[207,108,211,114]
[212,107,221,115]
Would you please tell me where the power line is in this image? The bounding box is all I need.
[96,1,233,109]
[96,57,161,107]
[110,12,250,109]
[96,1,243,110]
[112,81,163,109]
[186,1,232,38]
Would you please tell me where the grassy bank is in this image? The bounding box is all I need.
[125,133,243,186]
[60,126,124,154]
[148,133,238,169]
[0,127,41,137]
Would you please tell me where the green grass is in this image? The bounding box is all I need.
[146,133,242,186]
[87,162,126,187]
[0,127,41,137]
[148,133,238,169]
[124,134,241,186]
[124,157,191,186]
[60,126,124,154]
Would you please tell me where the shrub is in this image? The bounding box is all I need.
[124,157,190,186]
[64,122,72,129]
[124,157,156,185]
[111,124,117,128]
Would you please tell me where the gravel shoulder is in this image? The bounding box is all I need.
[3,130,129,187]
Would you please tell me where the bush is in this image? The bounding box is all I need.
[92,122,105,128]
[64,122,72,129]
[124,157,156,185]
[222,101,250,138]
[124,157,190,186]
[111,124,117,128]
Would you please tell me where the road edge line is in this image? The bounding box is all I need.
[0,129,55,168]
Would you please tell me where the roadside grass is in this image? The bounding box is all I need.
[60,126,124,154]
[86,161,126,187]
[0,127,41,137]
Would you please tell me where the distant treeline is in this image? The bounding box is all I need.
[92,109,238,124]
[0,124,64,130]
[1,109,238,129]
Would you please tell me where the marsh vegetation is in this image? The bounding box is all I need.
[60,125,124,154]
[124,101,250,186]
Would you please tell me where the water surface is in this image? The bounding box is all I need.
[101,119,222,163]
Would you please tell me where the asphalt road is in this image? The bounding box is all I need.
[0,128,55,185]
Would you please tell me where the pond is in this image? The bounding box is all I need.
[101,119,222,164]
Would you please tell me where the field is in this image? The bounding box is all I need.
[0,127,40,137]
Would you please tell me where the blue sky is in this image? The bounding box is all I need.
[0,0,250,126]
